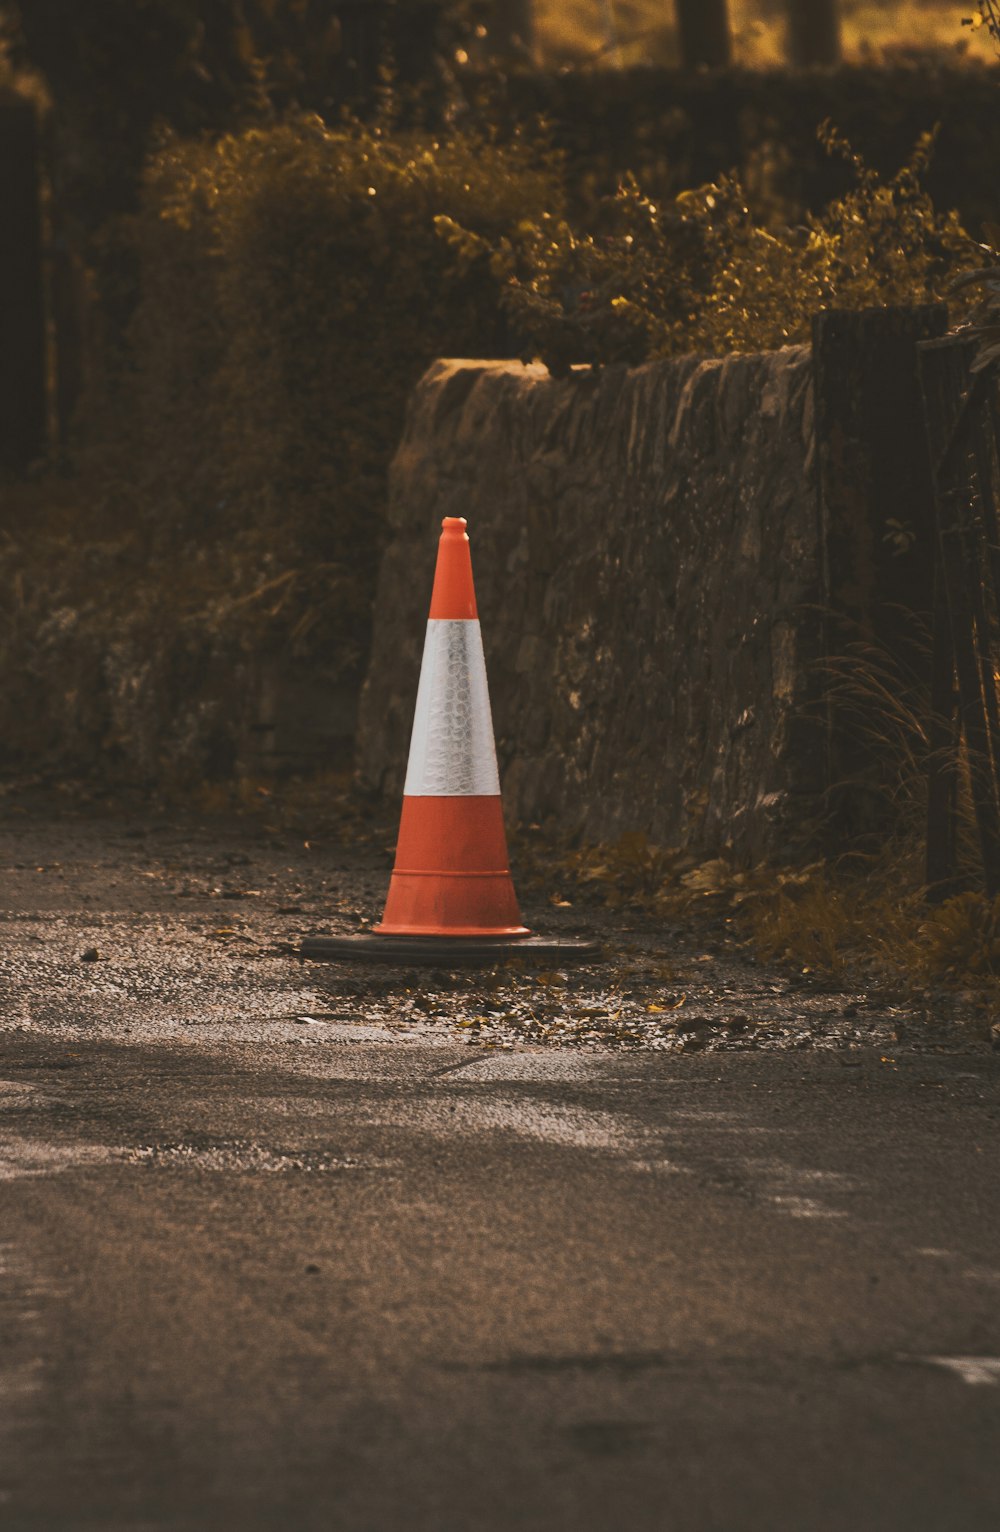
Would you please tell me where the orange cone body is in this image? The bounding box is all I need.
[376,518,529,938]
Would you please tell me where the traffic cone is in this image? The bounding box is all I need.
[300,517,598,965]
[375,517,529,937]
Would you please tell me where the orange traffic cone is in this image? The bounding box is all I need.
[376,516,528,938]
[301,518,598,965]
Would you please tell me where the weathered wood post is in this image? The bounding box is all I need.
[330,0,389,103]
[787,0,842,67]
[0,86,49,471]
[812,305,947,842]
[918,337,1000,898]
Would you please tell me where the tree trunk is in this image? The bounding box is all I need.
[675,0,731,68]
[787,0,841,67]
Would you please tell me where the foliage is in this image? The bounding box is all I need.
[952,258,1000,371]
[94,113,560,684]
[967,3,1000,47]
[0,0,477,229]
[488,62,1000,238]
[538,0,997,69]
[915,890,1000,978]
[518,821,1000,999]
[10,81,987,788]
[947,0,1000,372]
[437,121,978,371]
[750,867,1000,991]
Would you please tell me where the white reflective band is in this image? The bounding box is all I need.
[404,619,501,797]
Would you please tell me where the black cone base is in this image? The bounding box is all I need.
[299,933,601,966]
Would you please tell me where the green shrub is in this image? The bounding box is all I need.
[437,121,978,371]
[113,114,561,679]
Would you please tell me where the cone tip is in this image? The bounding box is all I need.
[430,516,477,619]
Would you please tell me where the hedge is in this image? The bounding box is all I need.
[489,61,1000,235]
[108,116,559,681]
[3,77,987,786]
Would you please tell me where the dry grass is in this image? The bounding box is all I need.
[745,856,1000,993]
[189,779,1000,999]
[515,822,1000,1001]
[510,619,1000,1001]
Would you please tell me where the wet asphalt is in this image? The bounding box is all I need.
[2,805,1000,1531]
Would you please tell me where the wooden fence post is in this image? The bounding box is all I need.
[812,304,948,841]
[0,88,48,472]
[918,336,1000,898]
[787,0,841,67]
[676,0,731,68]
[331,0,388,103]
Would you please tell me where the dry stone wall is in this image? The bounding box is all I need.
[357,349,820,861]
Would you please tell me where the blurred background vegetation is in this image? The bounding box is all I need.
[2,1,1000,988]
[0,0,995,775]
[535,0,996,69]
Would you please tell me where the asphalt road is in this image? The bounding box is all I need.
[2,806,1000,1530]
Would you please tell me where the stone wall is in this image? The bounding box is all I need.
[356,349,820,861]
[4,312,936,838]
